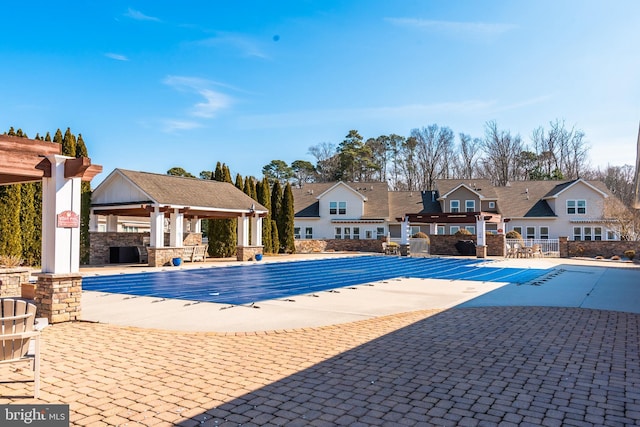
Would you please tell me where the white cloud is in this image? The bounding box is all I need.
[386,18,517,38]
[124,8,160,22]
[161,119,203,133]
[163,75,233,120]
[104,53,129,61]
[196,33,269,59]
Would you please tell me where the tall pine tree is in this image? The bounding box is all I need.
[257,177,273,253]
[208,163,237,258]
[270,180,283,252]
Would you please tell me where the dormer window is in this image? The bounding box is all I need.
[330,201,347,215]
[567,200,586,215]
[450,200,460,213]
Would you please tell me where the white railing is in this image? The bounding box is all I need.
[506,238,559,258]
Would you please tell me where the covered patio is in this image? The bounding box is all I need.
[89,169,268,265]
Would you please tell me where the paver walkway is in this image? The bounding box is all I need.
[2,306,639,426]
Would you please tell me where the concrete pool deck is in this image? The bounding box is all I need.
[79,254,640,332]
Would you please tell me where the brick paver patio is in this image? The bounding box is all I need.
[2,306,639,426]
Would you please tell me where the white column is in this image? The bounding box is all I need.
[190,217,201,233]
[238,214,249,246]
[106,215,118,232]
[400,216,410,245]
[429,223,438,235]
[170,208,184,247]
[41,155,81,274]
[251,216,263,246]
[89,209,98,232]
[150,207,165,248]
[476,216,486,246]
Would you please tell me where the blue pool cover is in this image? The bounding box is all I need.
[83,256,549,305]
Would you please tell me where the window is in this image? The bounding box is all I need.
[305,227,313,239]
[329,201,346,215]
[365,230,373,239]
[343,227,351,239]
[465,200,475,212]
[410,226,420,236]
[607,230,617,240]
[512,226,522,236]
[567,199,586,215]
[294,227,301,239]
[353,227,360,240]
[465,226,475,234]
[583,227,593,241]
[334,227,342,239]
[488,201,495,209]
[594,227,602,241]
[450,200,460,213]
[450,226,460,234]
[377,227,385,238]
[573,226,581,241]
[437,225,445,235]
[526,227,535,239]
[540,227,549,239]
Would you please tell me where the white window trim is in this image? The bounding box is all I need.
[465,200,475,212]
[450,200,460,213]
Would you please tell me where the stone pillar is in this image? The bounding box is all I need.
[34,273,82,324]
[476,245,487,258]
[559,236,569,258]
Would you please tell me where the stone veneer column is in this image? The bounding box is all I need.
[34,273,82,323]
[559,236,569,258]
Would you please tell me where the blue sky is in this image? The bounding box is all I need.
[1,1,638,185]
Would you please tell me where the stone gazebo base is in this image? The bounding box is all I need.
[236,246,264,261]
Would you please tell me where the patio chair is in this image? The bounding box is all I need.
[530,244,544,258]
[1,298,41,398]
[505,244,518,258]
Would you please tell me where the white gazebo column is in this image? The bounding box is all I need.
[429,223,439,235]
[149,207,165,248]
[475,215,487,258]
[191,217,201,233]
[106,214,118,232]
[170,208,184,247]
[89,209,98,232]
[251,215,263,246]
[37,155,83,323]
[238,214,250,247]
[400,216,410,256]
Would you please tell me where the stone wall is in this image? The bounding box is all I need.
[148,247,186,267]
[564,239,640,259]
[295,239,384,254]
[236,246,264,261]
[428,234,505,257]
[0,268,31,297]
[90,232,149,265]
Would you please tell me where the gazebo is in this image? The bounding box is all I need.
[90,169,268,265]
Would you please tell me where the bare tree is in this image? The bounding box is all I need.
[454,133,481,179]
[411,124,454,189]
[387,134,406,190]
[481,121,523,186]
[308,142,339,182]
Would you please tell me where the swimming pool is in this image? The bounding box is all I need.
[82,256,549,305]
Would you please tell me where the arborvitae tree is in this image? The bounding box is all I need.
[270,180,283,252]
[19,182,38,265]
[7,127,16,136]
[208,163,237,258]
[270,219,279,255]
[257,177,273,253]
[77,134,92,264]
[235,173,244,190]
[62,127,76,156]
[280,182,296,254]
[44,132,51,142]
[0,185,23,258]
[53,129,63,146]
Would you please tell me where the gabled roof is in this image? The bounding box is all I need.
[542,178,609,199]
[434,179,498,199]
[389,191,442,221]
[92,169,267,217]
[291,181,389,219]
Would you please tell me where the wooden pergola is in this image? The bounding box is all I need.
[0,134,102,185]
